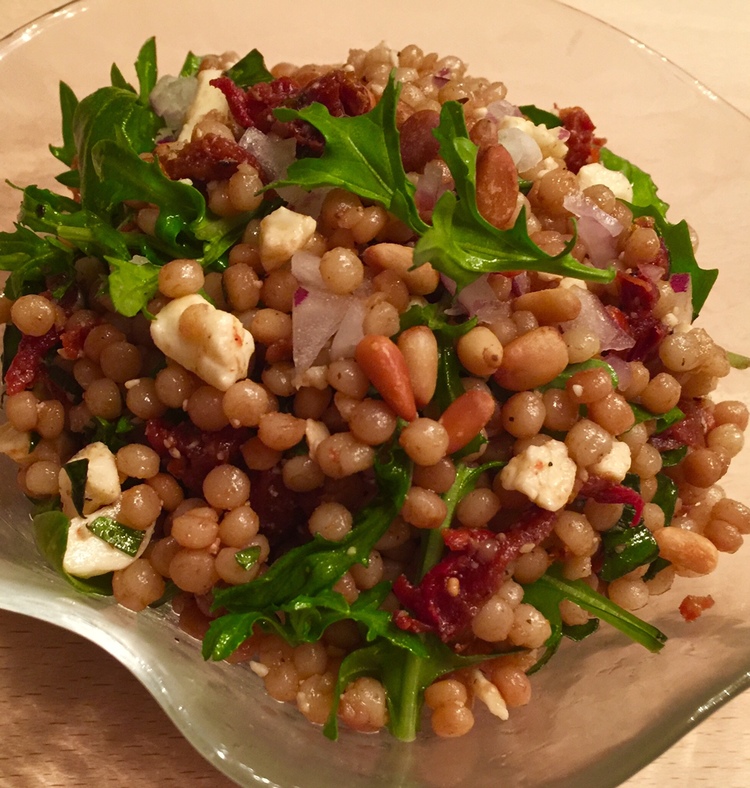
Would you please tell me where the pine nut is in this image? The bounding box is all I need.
[456,326,504,377]
[439,389,496,454]
[398,326,438,407]
[512,288,582,324]
[654,527,719,576]
[475,144,519,230]
[354,334,417,421]
[493,326,569,391]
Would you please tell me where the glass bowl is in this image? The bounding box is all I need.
[1,1,749,785]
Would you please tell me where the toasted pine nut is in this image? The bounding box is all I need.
[439,389,496,454]
[456,326,504,377]
[654,527,719,576]
[512,288,582,324]
[494,326,569,391]
[475,144,519,230]
[361,244,439,295]
[398,326,438,408]
[355,334,417,421]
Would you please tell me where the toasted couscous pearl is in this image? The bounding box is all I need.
[11,295,56,337]
[158,258,204,298]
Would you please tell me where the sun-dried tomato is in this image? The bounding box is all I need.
[160,133,259,183]
[578,475,645,526]
[679,594,714,622]
[392,507,556,642]
[613,271,668,362]
[145,418,250,494]
[651,398,715,452]
[211,75,301,132]
[559,106,604,174]
[4,328,60,396]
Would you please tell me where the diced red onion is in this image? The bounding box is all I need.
[511,272,530,296]
[291,250,325,290]
[557,127,571,142]
[604,354,632,391]
[485,100,522,122]
[563,193,623,267]
[561,285,635,352]
[415,160,453,221]
[330,298,367,360]
[292,289,352,377]
[497,127,542,173]
[150,75,198,130]
[293,287,309,307]
[670,273,690,293]
[238,128,296,181]
[456,274,507,323]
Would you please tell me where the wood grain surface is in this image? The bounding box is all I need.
[0,1,748,786]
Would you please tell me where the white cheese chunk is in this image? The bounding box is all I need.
[500,116,568,160]
[63,501,154,578]
[500,439,576,512]
[177,68,230,143]
[150,294,254,392]
[59,442,121,518]
[0,422,31,463]
[589,440,632,482]
[470,669,510,721]
[577,162,634,202]
[259,207,317,270]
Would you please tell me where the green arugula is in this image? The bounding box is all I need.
[225,48,274,88]
[523,565,666,668]
[32,511,113,596]
[49,81,80,169]
[87,516,146,556]
[599,147,718,317]
[323,634,489,742]
[203,445,413,659]
[600,523,659,582]
[630,403,684,433]
[105,255,161,317]
[727,351,750,370]
[415,102,613,289]
[540,359,619,392]
[86,416,135,453]
[518,104,563,128]
[272,76,426,233]
[234,545,262,571]
[179,51,203,78]
[63,458,89,517]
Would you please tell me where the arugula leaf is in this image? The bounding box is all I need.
[651,472,678,526]
[2,323,21,378]
[272,76,426,233]
[63,458,89,517]
[415,102,613,289]
[418,460,503,580]
[234,545,261,571]
[110,63,134,92]
[660,445,688,467]
[518,104,563,128]
[598,148,717,317]
[73,85,162,216]
[209,445,412,614]
[525,565,667,654]
[727,351,750,370]
[134,37,158,105]
[204,584,425,663]
[225,48,274,88]
[599,148,670,217]
[87,516,145,556]
[105,255,161,317]
[540,359,619,392]
[324,634,489,741]
[179,51,203,78]
[599,523,659,582]
[630,403,684,433]
[86,416,135,452]
[49,81,79,167]
[32,511,113,596]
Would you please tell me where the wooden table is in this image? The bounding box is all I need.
[1,1,749,785]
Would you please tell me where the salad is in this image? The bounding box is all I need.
[0,39,748,742]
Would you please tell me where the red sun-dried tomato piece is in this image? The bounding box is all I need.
[393,507,556,642]
[4,328,60,396]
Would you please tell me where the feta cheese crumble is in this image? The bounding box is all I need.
[150,294,255,392]
[500,439,577,511]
